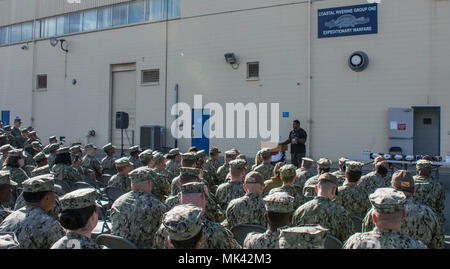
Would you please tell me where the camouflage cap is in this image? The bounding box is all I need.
[129,145,140,154]
[181,182,206,195]
[391,170,414,194]
[416,159,432,169]
[20,128,28,134]
[374,156,386,164]
[260,148,272,159]
[129,167,156,184]
[84,143,97,150]
[56,146,70,154]
[163,204,203,241]
[338,157,349,166]
[318,173,338,186]
[195,150,206,159]
[346,161,364,172]
[225,150,237,159]
[22,175,56,193]
[180,167,201,178]
[263,192,295,213]
[28,131,37,137]
[47,143,60,152]
[301,157,315,164]
[69,145,82,154]
[0,232,20,249]
[0,171,17,186]
[279,164,297,178]
[229,159,247,170]
[317,158,332,169]
[3,126,11,132]
[102,143,115,152]
[49,136,57,141]
[278,225,328,249]
[244,171,265,185]
[209,147,221,155]
[139,149,154,163]
[168,148,180,156]
[114,157,131,169]
[8,149,26,158]
[181,152,197,161]
[33,152,47,162]
[369,187,407,214]
[0,134,5,139]
[0,144,13,154]
[153,152,165,164]
[60,188,99,210]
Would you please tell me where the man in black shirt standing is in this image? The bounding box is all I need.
[279,120,307,168]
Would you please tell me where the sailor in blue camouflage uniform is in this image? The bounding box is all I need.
[0,171,17,223]
[128,145,141,170]
[107,157,132,193]
[156,183,240,249]
[343,188,427,249]
[110,167,167,249]
[0,175,65,249]
[51,188,108,249]
[331,157,349,186]
[362,170,444,249]
[294,157,316,193]
[243,192,295,249]
[303,158,332,200]
[216,150,237,184]
[101,143,117,175]
[215,159,246,210]
[253,148,275,181]
[269,164,307,208]
[225,171,267,229]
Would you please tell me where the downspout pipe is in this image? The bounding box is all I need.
[307,0,312,158]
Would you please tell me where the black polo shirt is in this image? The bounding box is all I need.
[289,128,307,154]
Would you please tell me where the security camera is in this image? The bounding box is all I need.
[21,45,28,50]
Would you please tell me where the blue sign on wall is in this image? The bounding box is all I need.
[318,3,378,39]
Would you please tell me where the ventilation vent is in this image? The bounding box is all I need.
[142,69,160,84]
[247,62,259,79]
[37,75,47,89]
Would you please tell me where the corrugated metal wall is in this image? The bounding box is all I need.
[0,0,129,26]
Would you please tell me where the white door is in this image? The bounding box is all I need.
[111,64,136,149]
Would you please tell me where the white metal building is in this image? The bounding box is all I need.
[0,0,449,163]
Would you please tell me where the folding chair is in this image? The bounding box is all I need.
[324,234,343,249]
[351,215,363,233]
[230,224,267,246]
[95,234,137,249]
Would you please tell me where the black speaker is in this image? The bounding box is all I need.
[116,112,129,129]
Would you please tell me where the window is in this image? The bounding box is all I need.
[69,12,82,33]
[247,62,260,79]
[128,0,145,24]
[21,22,33,41]
[147,0,164,21]
[41,17,57,38]
[57,15,68,36]
[37,75,47,89]
[168,0,180,18]
[142,69,160,84]
[10,24,21,43]
[34,20,41,39]
[112,3,128,26]
[0,27,9,45]
[97,7,112,29]
[83,9,97,31]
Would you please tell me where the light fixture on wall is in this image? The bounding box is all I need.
[20,44,29,50]
[50,37,69,53]
[224,53,239,69]
[348,51,369,72]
